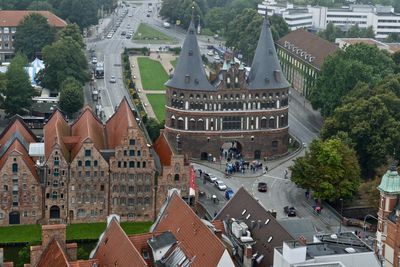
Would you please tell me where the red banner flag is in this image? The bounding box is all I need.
[189,165,196,196]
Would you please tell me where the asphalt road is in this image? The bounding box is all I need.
[83,0,353,236]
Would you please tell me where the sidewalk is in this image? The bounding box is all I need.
[191,145,303,179]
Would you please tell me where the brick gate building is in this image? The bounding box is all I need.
[164,17,290,160]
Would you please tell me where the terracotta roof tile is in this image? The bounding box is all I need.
[215,187,294,267]
[44,110,70,161]
[70,107,106,160]
[128,233,155,267]
[211,220,226,235]
[152,193,227,267]
[36,239,69,267]
[153,132,172,166]
[3,262,14,267]
[277,28,338,69]
[0,116,36,147]
[93,218,148,267]
[0,10,67,27]
[105,97,137,149]
[0,139,39,182]
[70,259,99,267]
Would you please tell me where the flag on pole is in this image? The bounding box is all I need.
[189,165,196,196]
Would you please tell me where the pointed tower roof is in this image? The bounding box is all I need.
[165,20,215,91]
[248,17,290,90]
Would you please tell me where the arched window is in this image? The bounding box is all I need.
[198,119,204,130]
[189,118,196,130]
[269,117,275,128]
[170,116,176,128]
[177,118,184,129]
[261,117,267,129]
[52,191,58,200]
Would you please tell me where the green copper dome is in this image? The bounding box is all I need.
[378,168,400,194]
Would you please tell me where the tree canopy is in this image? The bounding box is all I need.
[41,36,89,91]
[59,0,98,29]
[290,138,361,201]
[321,75,400,177]
[13,13,56,60]
[59,23,85,49]
[2,54,36,116]
[309,43,394,117]
[59,77,84,116]
[318,22,375,42]
[160,0,208,29]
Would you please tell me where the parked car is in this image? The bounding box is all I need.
[225,188,234,200]
[146,13,150,17]
[214,55,221,61]
[109,76,116,83]
[258,182,267,192]
[107,33,113,39]
[204,173,218,183]
[207,50,214,56]
[121,31,126,36]
[284,206,296,217]
[92,57,98,64]
[214,180,227,191]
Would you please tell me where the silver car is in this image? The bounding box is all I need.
[214,180,227,191]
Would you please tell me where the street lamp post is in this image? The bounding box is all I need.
[363,214,378,237]
[339,198,343,233]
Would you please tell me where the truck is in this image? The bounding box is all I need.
[95,62,104,79]
[163,22,171,28]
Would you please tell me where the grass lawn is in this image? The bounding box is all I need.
[0,221,153,244]
[147,94,166,122]
[138,57,169,90]
[171,57,178,68]
[133,23,175,43]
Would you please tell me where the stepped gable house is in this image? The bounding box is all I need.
[164,16,290,160]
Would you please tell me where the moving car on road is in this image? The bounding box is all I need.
[109,76,116,83]
[214,180,227,191]
[284,206,296,217]
[258,182,267,192]
[204,173,218,183]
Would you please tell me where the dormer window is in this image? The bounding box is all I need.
[227,77,230,84]
[185,75,190,84]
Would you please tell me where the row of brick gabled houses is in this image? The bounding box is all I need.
[0,97,191,226]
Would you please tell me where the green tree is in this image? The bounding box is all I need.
[59,77,84,116]
[269,14,290,41]
[318,22,338,42]
[59,0,98,29]
[290,138,361,201]
[309,43,394,117]
[386,32,400,43]
[13,13,56,60]
[392,51,400,73]
[346,24,361,37]
[27,1,54,11]
[41,36,90,91]
[360,26,375,38]
[204,7,229,33]
[160,0,207,28]
[3,54,35,115]
[321,75,400,176]
[145,118,164,141]
[59,23,85,49]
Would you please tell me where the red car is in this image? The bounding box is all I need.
[258,182,267,192]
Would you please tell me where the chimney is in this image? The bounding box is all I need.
[274,70,281,82]
[243,244,253,267]
[257,220,262,229]
[269,210,277,218]
[41,224,66,251]
[215,229,222,239]
[298,235,307,245]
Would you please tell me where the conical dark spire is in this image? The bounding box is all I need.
[247,16,290,90]
[165,19,215,91]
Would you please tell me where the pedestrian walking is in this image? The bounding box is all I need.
[284,169,288,179]
[265,166,269,173]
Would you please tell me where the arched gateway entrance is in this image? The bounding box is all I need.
[221,141,242,160]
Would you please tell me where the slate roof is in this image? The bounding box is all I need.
[151,192,229,267]
[70,107,106,160]
[165,20,215,91]
[0,10,67,28]
[0,116,36,149]
[378,168,400,194]
[277,28,338,69]
[92,218,148,267]
[215,187,293,267]
[248,17,290,90]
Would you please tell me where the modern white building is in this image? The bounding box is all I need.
[273,232,382,267]
[258,1,400,39]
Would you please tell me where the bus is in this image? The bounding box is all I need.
[95,62,104,79]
